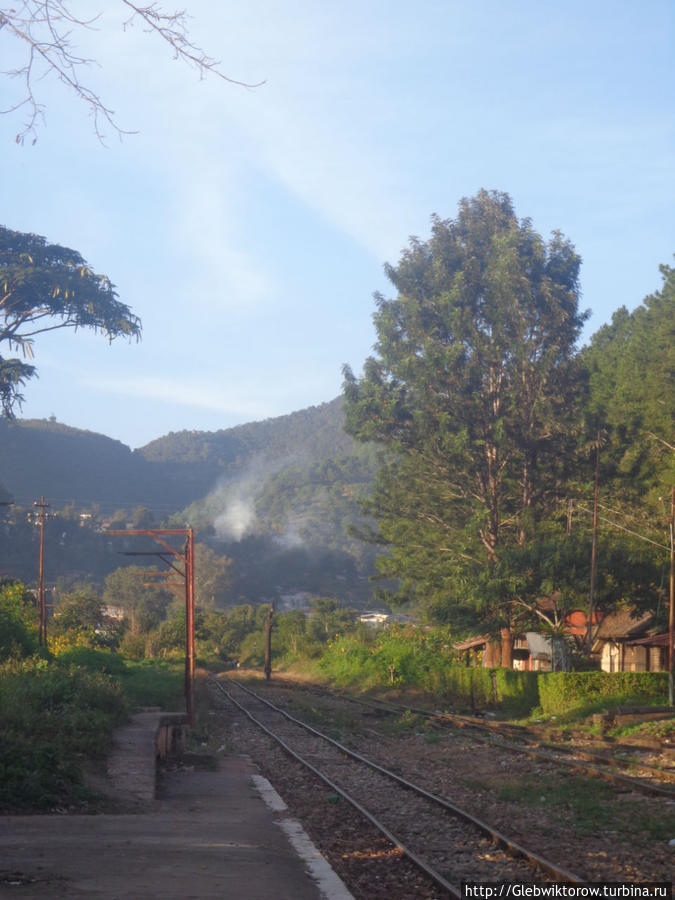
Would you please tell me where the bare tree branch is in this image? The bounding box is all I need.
[0,1,264,144]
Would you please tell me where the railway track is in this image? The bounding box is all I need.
[337,693,675,797]
[212,677,585,898]
[253,676,675,797]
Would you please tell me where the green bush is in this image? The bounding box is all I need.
[317,625,456,691]
[318,634,377,686]
[0,657,127,811]
[0,582,41,660]
[493,667,539,715]
[442,666,495,708]
[538,671,669,715]
[118,632,147,660]
[54,646,128,675]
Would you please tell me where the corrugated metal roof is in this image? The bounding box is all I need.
[525,632,552,660]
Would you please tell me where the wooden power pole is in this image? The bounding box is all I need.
[586,433,601,655]
[264,602,274,681]
[669,486,674,707]
[32,497,55,646]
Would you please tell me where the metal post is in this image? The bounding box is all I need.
[586,433,601,655]
[33,496,54,646]
[185,527,195,727]
[107,528,197,726]
[264,602,274,681]
[669,487,674,707]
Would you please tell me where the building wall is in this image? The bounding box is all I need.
[601,641,620,672]
[599,641,661,672]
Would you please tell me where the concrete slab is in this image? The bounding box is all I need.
[0,756,352,899]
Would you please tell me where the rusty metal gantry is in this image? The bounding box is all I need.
[107,528,195,726]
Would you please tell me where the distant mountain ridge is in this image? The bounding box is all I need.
[0,398,384,605]
[0,397,354,514]
[138,396,354,468]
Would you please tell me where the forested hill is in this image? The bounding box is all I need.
[0,398,380,602]
[0,398,356,513]
[137,397,354,469]
[0,417,164,510]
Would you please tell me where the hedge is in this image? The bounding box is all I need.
[442,667,539,716]
[538,671,669,715]
[440,668,669,717]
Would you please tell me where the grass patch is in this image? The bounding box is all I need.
[608,717,675,743]
[459,777,492,792]
[115,659,184,709]
[497,774,675,840]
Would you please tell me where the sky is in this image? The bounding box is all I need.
[1,0,673,450]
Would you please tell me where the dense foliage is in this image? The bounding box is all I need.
[0,399,377,605]
[344,191,673,640]
[0,657,127,810]
[0,226,141,416]
[140,397,354,465]
[538,671,669,716]
[0,196,672,688]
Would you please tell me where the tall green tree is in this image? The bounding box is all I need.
[570,261,675,628]
[343,190,588,629]
[103,566,171,636]
[0,226,141,415]
[583,260,675,504]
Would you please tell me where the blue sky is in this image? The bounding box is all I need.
[1,0,673,449]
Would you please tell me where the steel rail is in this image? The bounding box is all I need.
[395,704,675,796]
[216,677,585,888]
[212,678,460,897]
[316,687,675,796]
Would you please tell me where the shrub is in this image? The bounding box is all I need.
[55,646,127,676]
[115,659,184,709]
[493,668,539,715]
[538,671,669,715]
[441,666,496,709]
[0,657,127,810]
[317,625,456,691]
[48,627,100,656]
[0,582,40,660]
[318,634,376,687]
[118,632,147,660]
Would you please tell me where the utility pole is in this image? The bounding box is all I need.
[669,486,674,707]
[586,433,601,655]
[31,497,56,646]
[264,602,274,682]
[184,527,195,724]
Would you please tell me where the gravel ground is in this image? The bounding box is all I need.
[209,676,674,894]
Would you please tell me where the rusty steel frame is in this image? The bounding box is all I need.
[107,528,195,726]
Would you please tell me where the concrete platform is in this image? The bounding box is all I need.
[0,750,353,898]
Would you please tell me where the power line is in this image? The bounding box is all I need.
[575,504,670,552]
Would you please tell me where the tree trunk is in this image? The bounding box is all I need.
[500,626,513,668]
